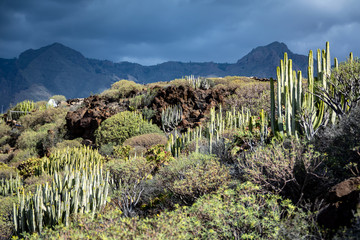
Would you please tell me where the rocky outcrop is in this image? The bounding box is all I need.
[317,177,360,230]
[65,95,127,141]
[65,85,233,141]
[150,85,233,131]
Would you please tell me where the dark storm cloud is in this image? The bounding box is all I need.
[0,0,359,65]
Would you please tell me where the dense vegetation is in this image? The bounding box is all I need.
[0,42,360,239]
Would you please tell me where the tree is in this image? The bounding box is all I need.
[315,55,360,119]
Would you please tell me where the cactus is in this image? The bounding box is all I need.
[13,164,109,234]
[186,75,211,90]
[0,173,22,196]
[39,146,105,175]
[271,42,332,139]
[161,104,183,132]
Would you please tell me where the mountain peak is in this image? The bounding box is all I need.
[18,42,85,69]
[231,41,307,78]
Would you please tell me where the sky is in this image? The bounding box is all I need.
[0,0,360,66]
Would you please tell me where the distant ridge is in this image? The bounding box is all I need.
[0,42,308,110]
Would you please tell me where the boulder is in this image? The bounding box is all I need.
[65,95,126,141]
[317,177,360,230]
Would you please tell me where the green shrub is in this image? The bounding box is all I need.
[95,111,162,146]
[123,133,167,149]
[16,129,47,150]
[0,123,11,150]
[0,153,12,164]
[141,107,156,120]
[158,153,230,204]
[99,143,116,156]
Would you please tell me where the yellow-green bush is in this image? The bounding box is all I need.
[100,80,143,99]
[18,107,67,130]
[16,129,48,150]
[95,111,162,146]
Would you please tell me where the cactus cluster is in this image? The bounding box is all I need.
[38,146,105,175]
[13,164,110,234]
[270,42,334,139]
[161,104,183,132]
[166,126,202,157]
[207,106,268,153]
[186,75,211,90]
[166,105,269,156]
[0,173,22,196]
[8,100,36,120]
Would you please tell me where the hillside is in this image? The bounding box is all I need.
[0,42,308,110]
[1,40,360,238]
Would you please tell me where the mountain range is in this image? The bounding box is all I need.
[0,41,308,111]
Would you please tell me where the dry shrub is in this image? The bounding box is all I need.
[107,156,154,217]
[225,82,270,114]
[237,139,328,202]
[24,173,52,193]
[123,133,167,149]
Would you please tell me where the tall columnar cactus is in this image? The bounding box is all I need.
[271,42,334,139]
[13,164,109,234]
